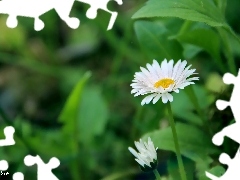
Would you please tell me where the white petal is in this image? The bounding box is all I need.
[141,94,156,105]
[135,158,145,167]
[168,59,174,77]
[153,59,163,78]
[128,147,139,159]
[186,77,199,81]
[162,93,169,103]
[174,89,179,93]
[166,93,173,102]
[174,60,187,80]
[135,141,145,152]
[176,82,192,89]
[147,137,156,153]
[138,154,151,167]
[140,67,154,84]
[161,59,168,77]
[146,63,158,80]
[152,94,162,104]
[131,89,138,94]
[172,59,182,79]
[140,67,151,77]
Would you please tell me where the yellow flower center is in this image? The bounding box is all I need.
[154,78,175,88]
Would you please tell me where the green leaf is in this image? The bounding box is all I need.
[196,156,214,180]
[182,44,202,59]
[132,0,227,28]
[168,156,195,180]
[58,71,91,133]
[178,29,220,59]
[177,28,225,72]
[205,73,227,93]
[59,70,108,145]
[0,18,26,51]
[58,72,91,180]
[215,0,227,13]
[207,165,225,177]
[171,85,212,126]
[134,20,183,60]
[142,122,219,162]
[28,130,72,157]
[198,165,225,180]
[78,86,109,144]
[101,169,139,180]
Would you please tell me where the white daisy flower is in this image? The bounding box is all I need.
[131,59,199,105]
[128,137,158,171]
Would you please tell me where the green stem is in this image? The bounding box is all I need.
[218,28,237,75]
[178,21,192,35]
[166,103,187,180]
[214,0,227,13]
[226,26,240,46]
[185,86,212,135]
[153,169,161,180]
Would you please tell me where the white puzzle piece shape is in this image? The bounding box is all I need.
[24,155,60,180]
[0,0,123,31]
[0,126,15,146]
[206,148,240,180]
[0,160,8,171]
[13,172,24,180]
[77,0,123,30]
[206,69,240,179]
[216,69,240,122]
[0,0,79,31]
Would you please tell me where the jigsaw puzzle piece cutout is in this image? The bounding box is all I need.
[206,148,240,179]
[6,15,18,28]
[0,160,24,180]
[0,126,15,147]
[216,100,230,111]
[206,171,220,180]
[222,72,237,85]
[212,122,240,146]
[0,160,24,179]
[76,0,122,30]
[216,69,240,122]
[13,172,24,180]
[0,160,8,171]
[0,0,80,31]
[213,69,240,145]
[54,0,80,29]
[0,0,52,31]
[207,69,240,179]
[24,155,60,180]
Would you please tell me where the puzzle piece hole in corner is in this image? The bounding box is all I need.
[65,17,80,29]
[223,73,236,84]
[107,0,123,12]
[13,172,24,180]
[216,100,229,111]
[86,8,97,19]
[6,16,18,28]
[34,18,45,31]
[0,160,8,171]
[212,133,224,146]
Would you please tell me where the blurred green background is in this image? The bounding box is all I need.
[0,0,240,179]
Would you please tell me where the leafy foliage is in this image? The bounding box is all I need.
[142,123,218,161]
[132,0,227,28]
[0,0,240,179]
